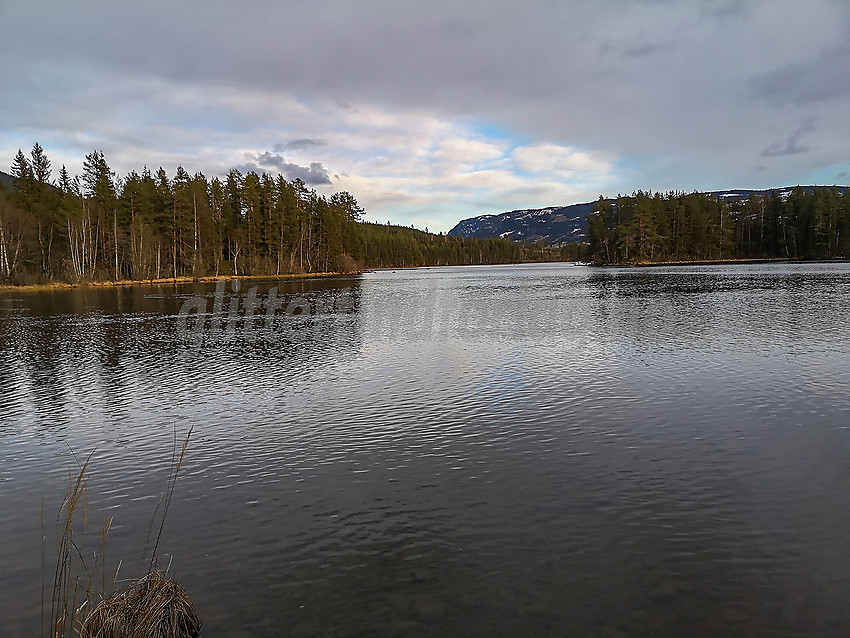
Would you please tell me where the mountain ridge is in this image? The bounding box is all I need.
[448,186,850,245]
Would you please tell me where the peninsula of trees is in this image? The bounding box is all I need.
[588,188,850,264]
[0,144,559,285]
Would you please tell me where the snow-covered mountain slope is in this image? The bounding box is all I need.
[448,202,595,245]
[448,186,849,245]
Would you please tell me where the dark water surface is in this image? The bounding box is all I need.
[1,263,849,637]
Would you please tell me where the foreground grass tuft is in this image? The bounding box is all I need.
[79,571,201,638]
[47,428,199,637]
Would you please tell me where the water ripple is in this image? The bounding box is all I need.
[1,265,849,636]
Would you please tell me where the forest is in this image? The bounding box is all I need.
[0,144,570,285]
[588,188,850,264]
[6,143,843,282]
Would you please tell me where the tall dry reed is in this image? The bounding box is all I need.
[46,427,200,638]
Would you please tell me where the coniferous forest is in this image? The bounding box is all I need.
[0,144,568,285]
[4,144,848,284]
[588,189,850,264]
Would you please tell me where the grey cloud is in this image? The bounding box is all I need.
[761,118,816,158]
[235,162,262,174]
[761,140,809,158]
[4,2,845,139]
[287,162,332,185]
[698,0,756,19]
[622,42,672,58]
[255,152,287,170]
[4,0,850,202]
[252,152,332,185]
[236,159,332,186]
[599,36,677,59]
[750,47,850,107]
[273,139,328,152]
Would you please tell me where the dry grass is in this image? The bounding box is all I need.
[50,450,103,638]
[46,428,200,638]
[79,571,201,638]
[0,270,359,292]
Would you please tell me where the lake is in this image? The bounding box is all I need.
[1,262,849,637]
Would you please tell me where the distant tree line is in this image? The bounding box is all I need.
[588,189,850,264]
[0,144,563,284]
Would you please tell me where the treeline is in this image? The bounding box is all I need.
[0,144,550,284]
[588,188,850,264]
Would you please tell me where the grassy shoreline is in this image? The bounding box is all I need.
[0,271,362,293]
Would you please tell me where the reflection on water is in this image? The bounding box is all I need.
[1,264,850,637]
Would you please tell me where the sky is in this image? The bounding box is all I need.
[2,0,849,232]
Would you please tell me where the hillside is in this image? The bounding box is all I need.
[449,186,850,245]
[0,170,13,191]
[448,202,593,245]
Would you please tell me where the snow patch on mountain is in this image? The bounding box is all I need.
[448,186,849,245]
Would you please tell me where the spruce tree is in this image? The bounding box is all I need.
[30,142,52,185]
[10,149,34,196]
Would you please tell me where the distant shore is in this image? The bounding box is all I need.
[599,257,848,267]
[0,271,362,293]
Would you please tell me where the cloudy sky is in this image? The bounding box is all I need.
[2,0,849,232]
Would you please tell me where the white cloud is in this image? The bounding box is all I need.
[433,139,506,165]
[511,144,612,178]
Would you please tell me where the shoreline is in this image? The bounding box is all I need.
[0,271,363,293]
[597,257,849,268]
[2,258,847,291]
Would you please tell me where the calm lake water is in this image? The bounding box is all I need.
[2,262,850,637]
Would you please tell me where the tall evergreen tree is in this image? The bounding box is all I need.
[10,149,35,207]
[31,142,52,185]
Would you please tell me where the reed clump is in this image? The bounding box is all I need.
[79,571,201,638]
[47,427,199,638]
